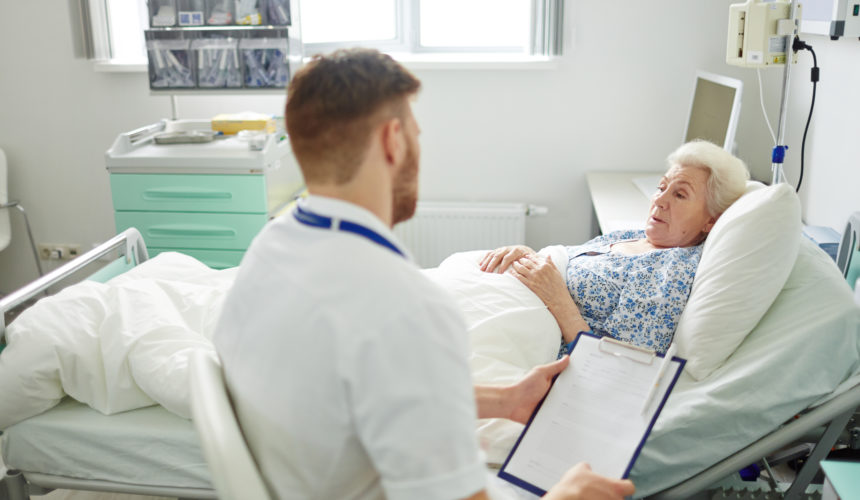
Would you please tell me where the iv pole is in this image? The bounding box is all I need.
[770,0,801,185]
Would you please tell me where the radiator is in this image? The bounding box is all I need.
[394,202,545,268]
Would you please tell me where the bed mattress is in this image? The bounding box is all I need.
[1,398,212,490]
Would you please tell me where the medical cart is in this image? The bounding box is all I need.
[105,119,304,269]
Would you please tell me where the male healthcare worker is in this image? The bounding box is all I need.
[213,48,635,500]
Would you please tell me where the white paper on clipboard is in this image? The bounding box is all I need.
[498,333,684,496]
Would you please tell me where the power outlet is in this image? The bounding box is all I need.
[67,244,82,259]
[36,243,82,261]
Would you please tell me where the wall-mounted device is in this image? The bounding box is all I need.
[800,0,860,39]
[727,0,803,67]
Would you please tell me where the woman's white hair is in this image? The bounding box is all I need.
[666,140,750,217]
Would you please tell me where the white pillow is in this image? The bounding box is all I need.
[673,181,801,380]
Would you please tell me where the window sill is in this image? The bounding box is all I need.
[93,60,148,72]
[92,53,559,73]
[391,53,560,71]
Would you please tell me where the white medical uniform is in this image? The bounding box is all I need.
[214,195,487,500]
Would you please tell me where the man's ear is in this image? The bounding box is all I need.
[380,117,404,167]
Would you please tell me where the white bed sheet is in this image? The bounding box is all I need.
[1,397,212,489]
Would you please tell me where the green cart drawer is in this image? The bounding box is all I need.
[115,212,266,251]
[110,174,267,213]
[147,248,245,270]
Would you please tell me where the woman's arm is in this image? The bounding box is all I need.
[510,255,591,343]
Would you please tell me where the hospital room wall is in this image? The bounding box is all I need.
[783,39,860,235]
[0,1,848,294]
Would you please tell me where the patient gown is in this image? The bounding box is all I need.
[565,229,702,354]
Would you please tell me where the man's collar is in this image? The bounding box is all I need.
[298,195,412,260]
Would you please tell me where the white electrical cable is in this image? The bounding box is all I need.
[757,68,777,145]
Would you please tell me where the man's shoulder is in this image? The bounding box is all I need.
[249,216,456,308]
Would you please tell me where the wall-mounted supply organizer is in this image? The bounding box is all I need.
[149,0,292,27]
[145,0,301,92]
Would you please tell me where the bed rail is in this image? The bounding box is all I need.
[0,228,148,342]
[3,470,216,499]
[647,382,860,499]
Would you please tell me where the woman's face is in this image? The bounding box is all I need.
[645,164,717,248]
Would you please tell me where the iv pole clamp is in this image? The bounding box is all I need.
[770,0,800,185]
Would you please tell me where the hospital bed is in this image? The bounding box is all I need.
[2,195,859,499]
[429,182,860,498]
[0,229,216,499]
[429,239,860,499]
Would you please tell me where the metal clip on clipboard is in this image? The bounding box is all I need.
[597,337,656,365]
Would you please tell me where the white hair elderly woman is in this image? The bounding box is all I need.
[480,140,750,354]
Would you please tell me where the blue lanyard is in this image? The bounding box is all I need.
[293,204,406,258]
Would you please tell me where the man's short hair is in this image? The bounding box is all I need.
[286,48,421,184]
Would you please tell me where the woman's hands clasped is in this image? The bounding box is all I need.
[480,245,570,312]
[509,254,570,311]
[479,245,536,274]
[482,246,590,343]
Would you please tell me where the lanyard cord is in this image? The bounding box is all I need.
[293,205,405,258]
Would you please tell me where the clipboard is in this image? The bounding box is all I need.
[498,332,685,496]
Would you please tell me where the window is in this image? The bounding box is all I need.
[302,0,564,57]
[84,0,563,69]
[301,0,398,46]
[81,0,149,66]
[105,0,149,63]
[419,0,531,50]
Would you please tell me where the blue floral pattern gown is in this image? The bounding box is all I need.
[562,230,702,355]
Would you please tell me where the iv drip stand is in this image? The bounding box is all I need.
[771,0,800,185]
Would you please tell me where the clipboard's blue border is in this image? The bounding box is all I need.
[497,332,686,496]
[623,349,685,479]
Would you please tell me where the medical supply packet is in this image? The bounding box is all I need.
[211,112,276,135]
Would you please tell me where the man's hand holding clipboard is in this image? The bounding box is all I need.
[498,332,685,497]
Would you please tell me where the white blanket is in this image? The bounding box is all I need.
[426,247,566,461]
[0,253,235,428]
[0,248,564,436]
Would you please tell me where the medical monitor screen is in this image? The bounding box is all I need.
[683,72,742,151]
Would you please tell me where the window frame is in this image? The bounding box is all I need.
[84,0,564,72]
[302,0,562,57]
